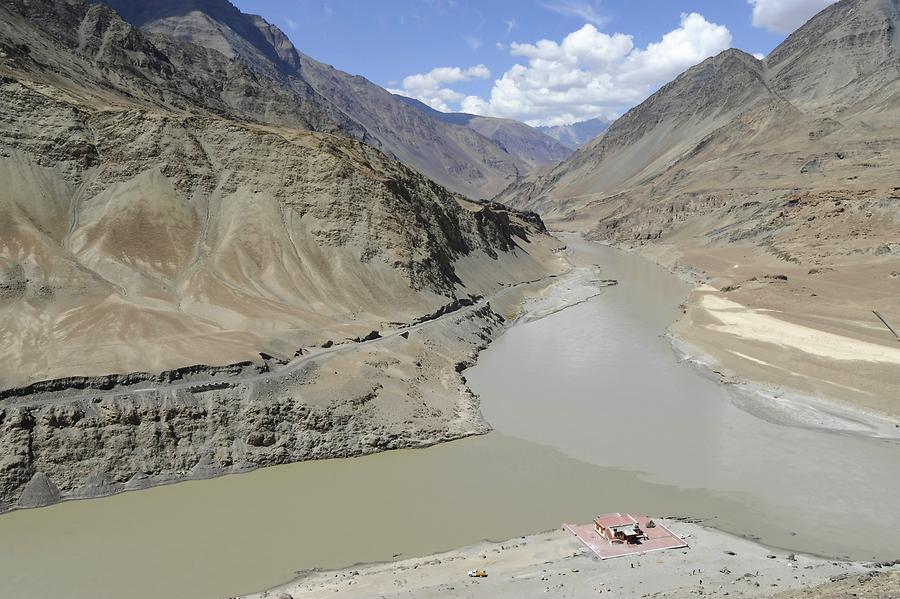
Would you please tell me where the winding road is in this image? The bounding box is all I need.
[3,272,568,410]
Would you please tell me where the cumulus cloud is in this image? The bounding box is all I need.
[389,65,491,112]
[462,13,732,125]
[747,0,838,33]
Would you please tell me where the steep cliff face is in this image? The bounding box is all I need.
[0,0,565,509]
[92,0,532,199]
[294,55,527,199]
[0,302,511,511]
[0,0,356,134]
[99,0,305,73]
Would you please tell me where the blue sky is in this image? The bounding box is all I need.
[232,0,836,125]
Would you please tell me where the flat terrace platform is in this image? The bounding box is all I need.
[564,515,688,560]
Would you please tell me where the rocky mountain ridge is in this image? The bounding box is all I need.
[0,0,362,135]
[0,0,565,508]
[93,0,537,199]
[394,95,573,167]
[500,0,900,251]
[536,116,612,149]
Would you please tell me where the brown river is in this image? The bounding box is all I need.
[0,238,897,599]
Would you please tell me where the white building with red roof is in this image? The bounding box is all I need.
[594,513,645,544]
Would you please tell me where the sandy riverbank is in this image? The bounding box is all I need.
[245,520,897,599]
[671,333,900,441]
[635,240,900,423]
[667,256,900,437]
[548,232,900,436]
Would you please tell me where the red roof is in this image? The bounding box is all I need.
[594,513,639,528]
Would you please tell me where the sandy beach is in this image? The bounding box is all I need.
[246,520,898,599]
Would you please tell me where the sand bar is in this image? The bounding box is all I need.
[699,292,900,364]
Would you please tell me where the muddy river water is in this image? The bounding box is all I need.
[0,239,897,599]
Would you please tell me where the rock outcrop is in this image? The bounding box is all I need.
[0,0,566,508]
[93,0,533,199]
[0,301,512,510]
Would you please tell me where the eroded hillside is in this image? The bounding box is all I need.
[0,0,565,509]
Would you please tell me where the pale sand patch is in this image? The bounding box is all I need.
[514,266,615,323]
[727,350,875,395]
[700,293,900,364]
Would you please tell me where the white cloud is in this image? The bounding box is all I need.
[504,18,517,36]
[389,65,492,112]
[753,52,766,60]
[284,17,298,30]
[539,1,606,26]
[747,0,838,33]
[465,36,482,51]
[461,13,732,125]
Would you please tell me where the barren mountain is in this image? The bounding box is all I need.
[95,0,530,199]
[3,0,374,140]
[536,116,612,149]
[500,0,900,416]
[395,95,573,167]
[0,0,564,508]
